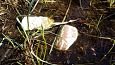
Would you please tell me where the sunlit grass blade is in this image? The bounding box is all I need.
[2,33,15,48]
[108,0,115,7]
[39,25,47,64]
[0,38,5,47]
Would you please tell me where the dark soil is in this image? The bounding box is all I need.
[0,0,115,65]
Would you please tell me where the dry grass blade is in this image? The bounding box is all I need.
[30,45,55,65]
[30,0,40,13]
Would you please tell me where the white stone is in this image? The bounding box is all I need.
[21,16,54,30]
[55,25,79,51]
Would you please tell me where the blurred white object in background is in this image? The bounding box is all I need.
[55,25,79,51]
[21,16,54,30]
